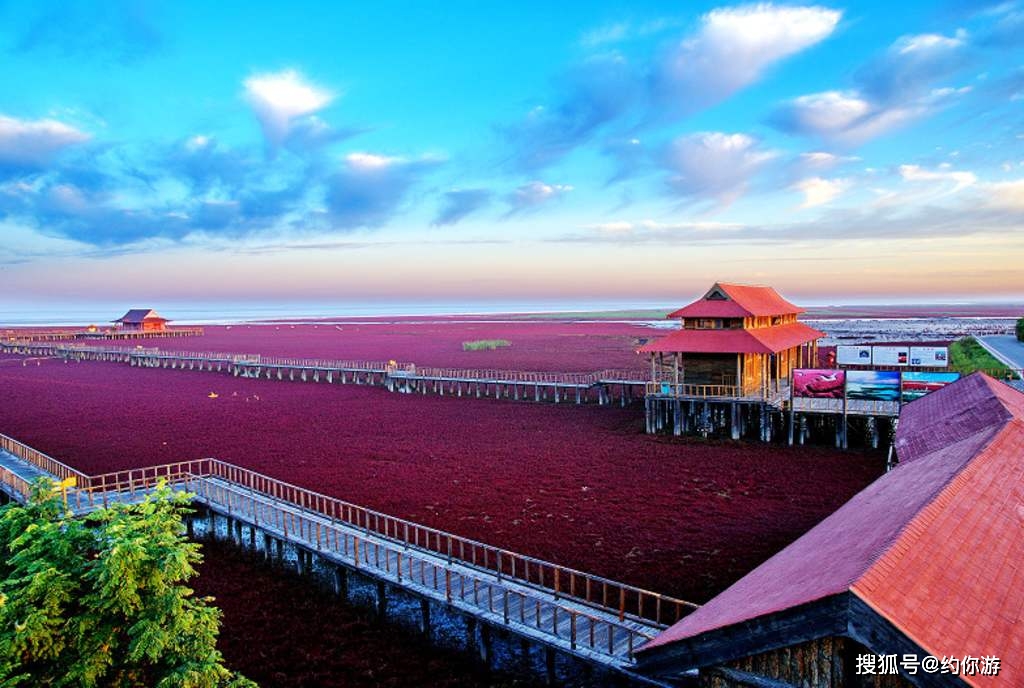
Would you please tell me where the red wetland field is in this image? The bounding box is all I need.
[100,320,661,372]
[0,320,882,685]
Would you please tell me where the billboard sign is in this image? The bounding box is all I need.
[846,370,901,401]
[909,346,949,368]
[793,369,846,399]
[836,345,873,366]
[901,372,960,402]
[872,346,909,367]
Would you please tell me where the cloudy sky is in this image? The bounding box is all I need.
[1,1,1023,309]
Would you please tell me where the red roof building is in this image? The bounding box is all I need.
[641,283,823,398]
[635,373,1024,687]
[112,308,169,332]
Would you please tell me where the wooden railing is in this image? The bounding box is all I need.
[193,477,656,659]
[1,342,655,391]
[0,434,91,486]
[2,327,204,342]
[645,382,764,399]
[0,465,32,502]
[1,342,159,356]
[0,433,698,631]
[593,369,651,383]
[200,460,697,628]
[261,356,391,370]
[402,367,597,386]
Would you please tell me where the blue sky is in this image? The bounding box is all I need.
[1,1,1023,308]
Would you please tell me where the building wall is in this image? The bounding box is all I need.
[699,637,914,688]
[679,353,737,386]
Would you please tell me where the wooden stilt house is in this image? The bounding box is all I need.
[641,283,823,399]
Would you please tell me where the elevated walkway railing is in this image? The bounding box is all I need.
[0,432,697,631]
[0,342,650,390]
[645,381,768,399]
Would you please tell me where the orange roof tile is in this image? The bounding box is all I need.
[639,322,822,354]
[668,283,805,319]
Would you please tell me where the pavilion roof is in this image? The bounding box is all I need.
[638,322,822,355]
[113,309,169,324]
[667,283,805,319]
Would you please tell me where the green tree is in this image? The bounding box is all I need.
[1016,317,1024,342]
[0,480,256,688]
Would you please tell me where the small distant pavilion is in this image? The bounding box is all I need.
[112,309,169,333]
[641,283,823,398]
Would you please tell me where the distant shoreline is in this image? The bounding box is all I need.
[0,302,1021,328]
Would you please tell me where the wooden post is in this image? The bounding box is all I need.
[420,598,431,637]
[376,580,387,619]
[333,566,349,598]
[479,624,492,666]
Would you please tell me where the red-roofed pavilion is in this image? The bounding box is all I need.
[112,308,169,333]
[641,283,823,399]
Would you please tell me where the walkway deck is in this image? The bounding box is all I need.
[0,433,697,674]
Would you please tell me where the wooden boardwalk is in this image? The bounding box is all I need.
[2,327,203,342]
[0,433,697,673]
[0,342,648,406]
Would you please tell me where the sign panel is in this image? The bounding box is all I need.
[836,345,873,366]
[846,370,901,401]
[908,346,949,368]
[901,371,960,402]
[872,346,909,367]
[793,369,846,399]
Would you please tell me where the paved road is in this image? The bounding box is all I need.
[980,335,1024,369]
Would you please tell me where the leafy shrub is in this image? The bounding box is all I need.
[0,481,255,688]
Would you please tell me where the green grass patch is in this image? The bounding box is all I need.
[462,339,511,351]
[1016,317,1023,342]
[950,336,1018,378]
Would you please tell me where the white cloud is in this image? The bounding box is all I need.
[0,115,90,167]
[792,176,850,208]
[772,28,971,146]
[325,151,443,228]
[244,69,334,149]
[185,135,211,151]
[899,163,977,192]
[895,30,966,56]
[773,86,969,145]
[585,219,743,235]
[655,4,841,113]
[508,181,573,212]
[662,132,777,203]
[345,152,402,171]
[781,91,871,134]
[982,179,1024,210]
